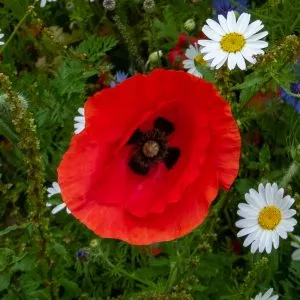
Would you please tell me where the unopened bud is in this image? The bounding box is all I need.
[184,19,195,32]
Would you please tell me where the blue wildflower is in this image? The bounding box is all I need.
[77,248,89,261]
[110,71,129,88]
[213,0,249,17]
[280,82,300,114]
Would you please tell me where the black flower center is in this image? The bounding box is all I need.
[127,117,181,175]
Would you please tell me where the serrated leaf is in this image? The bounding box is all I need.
[233,76,264,90]
[75,36,118,63]
[239,84,260,104]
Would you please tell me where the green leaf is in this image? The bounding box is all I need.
[234,179,256,195]
[75,36,118,63]
[195,63,216,83]
[0,248,14,272]
[11,254,36,272]
[60,278,81,299]
[259,144,271,164]
[0,272,11,292]
[239,84,260,104]
[233,76,264,90]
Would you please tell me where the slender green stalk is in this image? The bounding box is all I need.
[280,161,299,187]
[0,5,36,54]
[98,250,154,287]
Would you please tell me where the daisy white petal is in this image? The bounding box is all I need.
[227,52,237,70]
[218,14,230,33]
[237,225,259,237]
[226,11,237,32]
[47,181,61,198]
[198,39,218,47]
[271,232,279,249]
[244,21,264,38]
[247,41,269,49]
[247,31,269,42]
[74,107,85,134]
[252,288,279,300]
[216,56,228,69]
[206,19,226,36]
[210,51,228,68]
[200,44,221,53]
[237,13,251,34]
[292,248,300,261]
[235,51,246,70]
[51,203,67,214]
[202,25,222,42]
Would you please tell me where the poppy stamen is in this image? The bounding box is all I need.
[143,140,160,158]
[128,117,180,175]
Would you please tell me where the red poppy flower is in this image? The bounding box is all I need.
[58,69,241,245]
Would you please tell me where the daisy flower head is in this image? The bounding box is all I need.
[183,43,207,78]
[40,0,56,8]
[291,235,300,261]
[213,0,249,17]
[252,288,279,300]
[236,183,297,254]
[74,107,85,134]
[198,11,268,70]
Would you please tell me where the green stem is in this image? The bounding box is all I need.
[0,5,35,55]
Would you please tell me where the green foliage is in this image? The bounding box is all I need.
[0,0,300,299]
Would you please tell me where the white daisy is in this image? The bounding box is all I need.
[198,11,268,70]
[74,107,85,134]
[46,182,71,214]
[40,0,56,7]
[183,44,207,78]
[252,288,279,300]
[291,235,300,261]
[0,32,4,46]
[236,183,297,254]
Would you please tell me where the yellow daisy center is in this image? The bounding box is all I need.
[194,54,207,66]
[258,206,282,230]
[220,33,246,53]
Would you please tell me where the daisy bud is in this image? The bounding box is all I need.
[89,239,99,248]
[143,0,155,11]
[65,1,74,11]
[147,50,163,64]
[103,0,116,11]
[184,19,196,32]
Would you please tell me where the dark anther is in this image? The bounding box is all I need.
[154,117,175,135]
[127,117,180,175]
[164,147,181,169]
[127,129,143,144]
